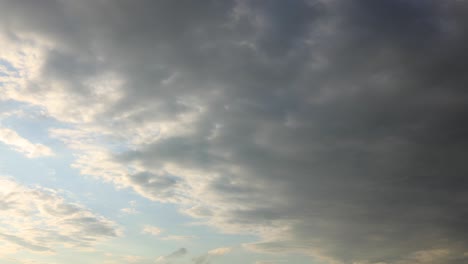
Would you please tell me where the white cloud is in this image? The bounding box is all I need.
[141,225,162,236]
[120,207,139,215]
[0,127,53,158]
[141,226,194,241]
[193,247,232,264]
[208,247,231,256]
[0,176,121,254]
[120,200,139,215]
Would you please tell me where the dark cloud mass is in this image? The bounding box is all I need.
[1,0,468,263]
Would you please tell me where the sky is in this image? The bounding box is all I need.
[0,0,468,263]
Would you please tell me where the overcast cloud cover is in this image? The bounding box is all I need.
[1,0,468,263]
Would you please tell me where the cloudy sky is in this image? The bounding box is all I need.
[0,0,468,263]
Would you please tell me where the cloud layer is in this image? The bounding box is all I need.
[1,0,468,263]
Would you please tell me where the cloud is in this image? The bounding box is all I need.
[0,233,50,252]
[207,247,231,256]
[160,235,195,241]
[0,127,53,158]
[0,176,121,254]
[123,255,144,263]
[193,247,231,264]
[120,199,140,215]
[141,225,194,241]
[156,248,188,263]
[166,248,188,259]
[120,207,139,215]
[141,225,162,236]
[1,0,468,263]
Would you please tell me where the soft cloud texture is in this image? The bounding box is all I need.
[1,0,468,263]
[0,127,53,158]
[155,248,188,263]
[207,248,231,256]
[193,247,231,264]
[141,225,194,241]
[0,176,120,254]
[160,236,195,241]
[141,225,162,236]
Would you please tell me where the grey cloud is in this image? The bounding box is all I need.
[62,216,120,238]
[2,0,468,263]
[192,255,210,264]
[166,248,188,259]
[156,248,188,263]
[125,172,182,202]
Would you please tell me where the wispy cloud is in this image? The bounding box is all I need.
[120,200,139,215]
[161,235,195,241]
[120,207,139,215]
[193,247,231,264]
[207,247,231,255]
[141,225,162,236]
[141,225,194,241]
[0,176,121,254]
[156,248,188,263]
[0,127,53,158]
